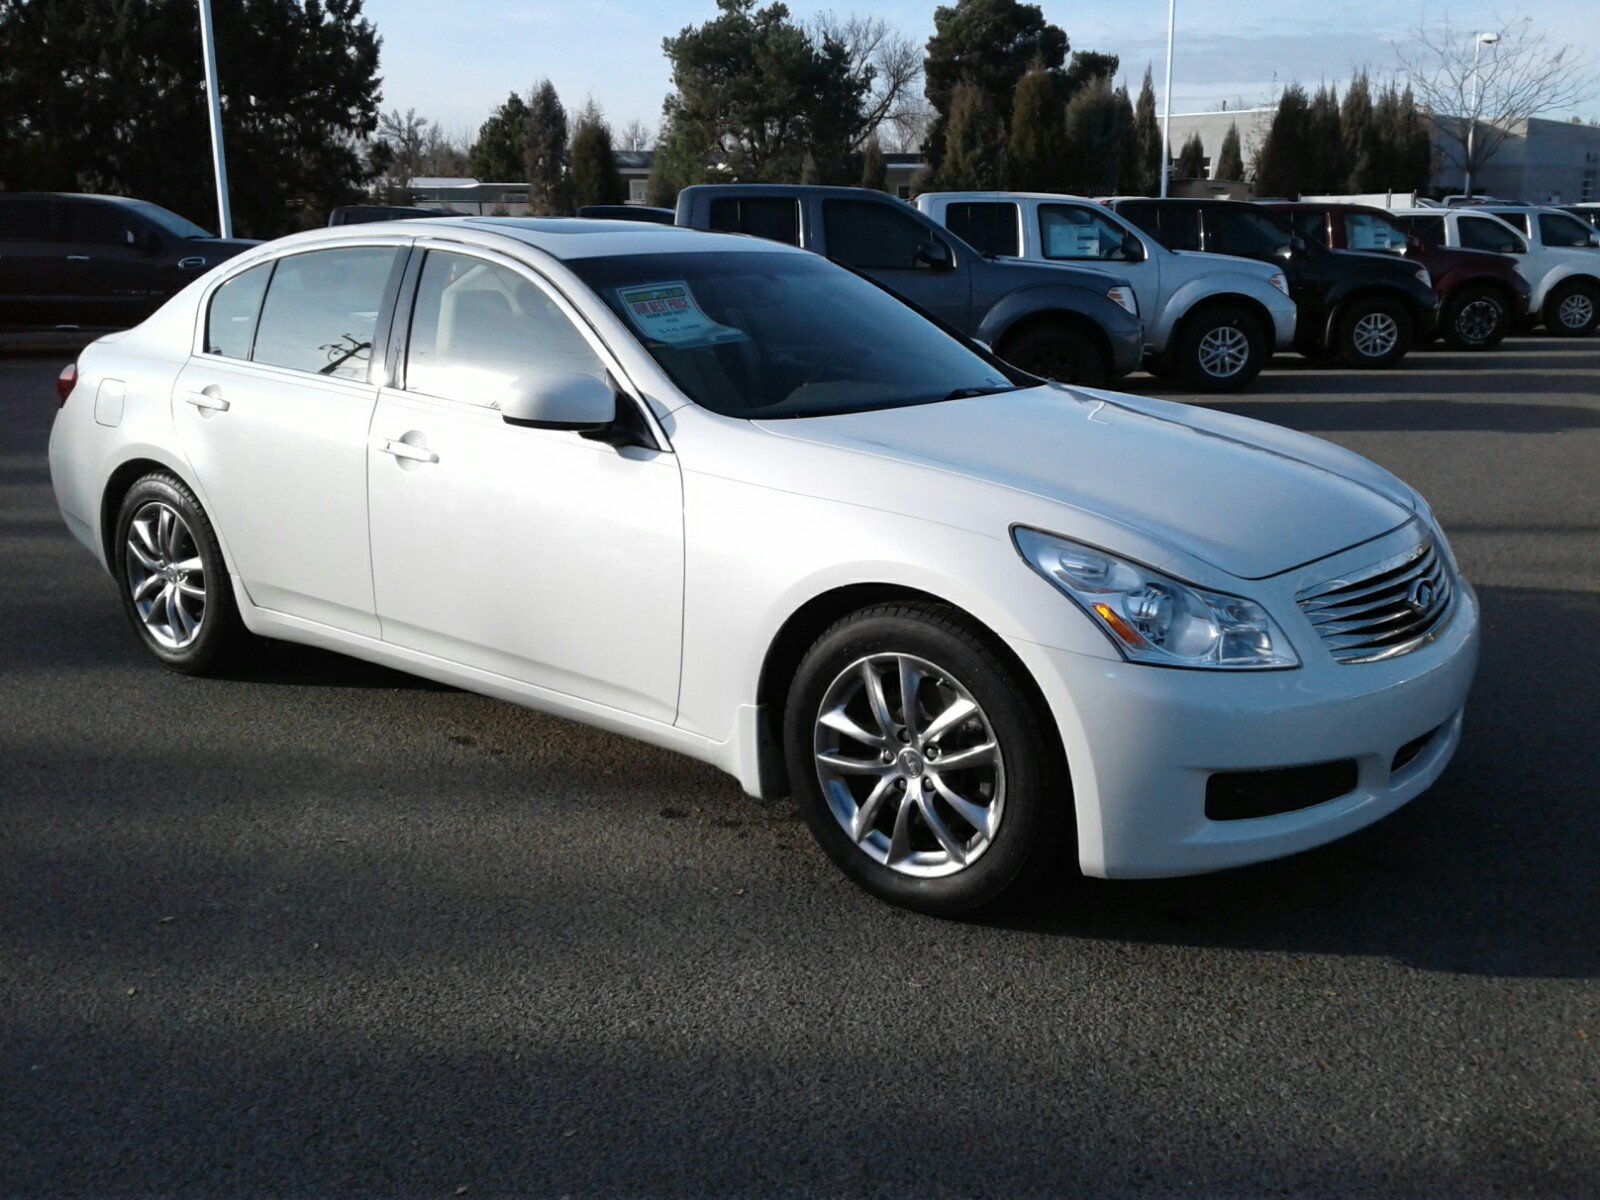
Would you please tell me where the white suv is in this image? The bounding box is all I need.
[1388,206,1600,336]
[917,192,1297,391]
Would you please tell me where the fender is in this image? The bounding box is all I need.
[974,281,1126,350]
[1156,272,1287,352]
[1528,259,1600,310]
[1322,283,1429,346]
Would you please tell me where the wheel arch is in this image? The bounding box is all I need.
[1322,285,1421,346]
[989,308,1113,379]
[98,451,234,577]
[1168,291,1276,357]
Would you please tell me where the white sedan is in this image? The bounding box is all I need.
[48,218,1479,914]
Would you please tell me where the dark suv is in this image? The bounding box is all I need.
[1108,198,1439,368]
[0,192,258,330]
[675,184,1144,386]
[1263,201,1531,350]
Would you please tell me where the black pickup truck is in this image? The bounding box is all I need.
[1107,198,1439,368]
[673,184,1144,386]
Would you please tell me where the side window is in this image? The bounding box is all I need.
[1539,212,1596,247]
[1487,210,1532,235]
[944,202,1019,257]
[1039,205,1138,261]
[404,251,606,404]
[0,199,53,242]
[1148,205,1200,250]
[706,198,800,246]
[1204,208,1289,257]
[1396,215,1446,246]
[205,263,272,359]
[823,200,944,270]
[251,246,403,380]
[1290,211,1330,246]
[62,202,140,246]
[1345,212,1404,253]
[1458,217,1524,254]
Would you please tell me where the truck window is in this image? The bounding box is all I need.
[1395,215,1446,246]
[1458,216,1524,254]
[823,199,946,270]
[706,197,800,246]
[1539,211,1596,247]
[1289,211,1330,247]
[1485,210,1531,236]
[1038,205,1139,261]
[944,202,1019,257]
[1345,211,1406,254]
[1204,208,1290,257]
[0,198,54,242]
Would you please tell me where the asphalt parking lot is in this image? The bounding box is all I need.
[2,342,1597,1198]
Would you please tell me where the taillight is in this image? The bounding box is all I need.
[57,363,78,407]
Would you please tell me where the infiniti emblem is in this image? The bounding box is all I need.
[897,748,925,777]
[1405,578,1436,615]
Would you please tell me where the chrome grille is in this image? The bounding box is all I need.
[1296,536,1455,664]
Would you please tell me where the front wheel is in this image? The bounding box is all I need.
[783,602,1065,915]
[1175,304,1265,392]
[1543,279,1599,337]
[1336,297,1413,368]
[1000,324,1109,387]
[1440,286,1509,350]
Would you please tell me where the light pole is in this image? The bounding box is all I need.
[1159,0,1176,197]
[1463,31,1499,199]
[197,0,234,238]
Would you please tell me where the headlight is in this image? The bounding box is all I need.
[1406,487,1461,575]
[1269,271,1290,296]
[1414,266,1432,288]
[1014,528,1299,670]
[1106,286,1138,317]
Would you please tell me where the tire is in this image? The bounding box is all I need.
[1440,286,1509,350]
[782,601,1066,916]
[1336,296,1413,368]
[1543,278,1599,337]
[112,472,253,675]
[1000,323,1109,387]
[1175,304,1265,392]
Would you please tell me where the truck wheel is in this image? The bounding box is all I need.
[1000,325,1108,387]
[1543,279,1599,337]
[1336,297,1412,368]
[1176,304,1265,392]
[1441,286,1508,350]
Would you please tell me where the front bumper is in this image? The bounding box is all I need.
[1006,539,1480,879]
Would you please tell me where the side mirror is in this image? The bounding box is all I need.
[914,239,953,270]
[1119,233,1146,262]
[1590,233,1600,249]
[499,371,616,431]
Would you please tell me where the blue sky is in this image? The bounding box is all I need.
[363,0,1599,139]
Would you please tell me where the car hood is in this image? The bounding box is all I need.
[1170,249,1281,278]
[987,256,1130,291]
[755,386,1412,580]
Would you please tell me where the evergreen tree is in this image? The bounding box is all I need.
[1394,84,1434,193]
[1174,131,1205,179]
[939,80,1006,190]
[1063,50,1120,98]
[1120,66,1161,195]
[1341,71,1379,192]
[1215,122,1244,181]
[469,93,530,182]
[1007,60,1066,191]
[569,101,623,208]
[1062,75,1128,193]
[645,109,712,207]
[525,79,570,214]
[1254,84,1311,197]
[859,134,888,191]
[1306,83,1344,193]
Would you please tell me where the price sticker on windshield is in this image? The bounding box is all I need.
[616,281,746,349]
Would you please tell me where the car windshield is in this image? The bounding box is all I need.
[121,199,215,240]
[566,250,1019,418]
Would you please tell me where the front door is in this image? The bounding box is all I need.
[366,246,684,722]
[171,244,408,636]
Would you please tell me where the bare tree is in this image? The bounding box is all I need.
[808,12,923,150]
[1397,16,1599,191]
[617,118,653,153]
[376,108,429,184]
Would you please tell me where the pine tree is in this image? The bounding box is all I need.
[1174,131,1205,179]
[1254,84,1311,198]
[1121,66,1161,195]
[568,101,623,208]
[1394,84,1433,193]
[524,79,570,214]
[1007,61,1066,191]
[859,134,888,191]
[939,80,1006,190]
[1306,83,1344,193]
[1341,71,1378,192]
[1062,75,1129,193]
[469,93,530,182]
[1215,122,1244,181]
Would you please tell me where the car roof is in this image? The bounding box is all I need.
[0,192,148,207]
[918,191,1103,203]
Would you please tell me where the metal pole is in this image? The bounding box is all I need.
[1464,37,1482,198]
[1159,0,1176,197]
[197,0,233,238]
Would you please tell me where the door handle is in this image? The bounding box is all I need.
[178,256,208,270]
[185,391,230,412]
[378,438,439,464]
[66,255,91,263]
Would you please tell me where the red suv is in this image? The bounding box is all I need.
[1264,202,1531,350]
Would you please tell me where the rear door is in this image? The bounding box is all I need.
[172,242,409,636]
[56,199,168,327]
[817,197,971,330]
[0,198,60,327]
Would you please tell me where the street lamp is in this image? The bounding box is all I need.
[1464,31,1499,199]
[197,0,234,238]
[1159,0,1176,197]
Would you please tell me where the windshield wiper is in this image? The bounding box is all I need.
[939,385,1017,401]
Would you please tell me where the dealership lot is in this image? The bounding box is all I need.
[2,344,1596,1196]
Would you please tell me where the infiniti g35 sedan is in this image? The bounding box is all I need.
[48,218,1479,914]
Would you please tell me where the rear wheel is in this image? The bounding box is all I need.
[1000,324,1108,387]
[1175,304,1265,392]
[1543,279,1599,337]
[1440,286,1508,350]
[783,602,1065,916]
[1336,297,1412,368]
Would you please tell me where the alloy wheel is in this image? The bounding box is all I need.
[1558,291,1595,330]
[1455,298,1501,344]
[812,653,1005,878]
[1196,325,1250,378]
[126,500,206,650]
[1352,311,1400,359]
